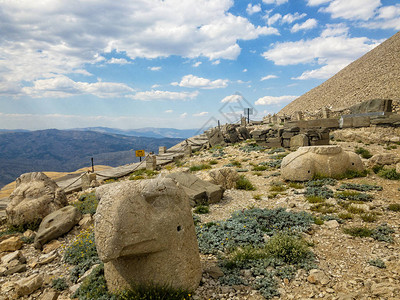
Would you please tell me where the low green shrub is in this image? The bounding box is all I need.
[346,205,366,214]
[209,160,218,165]
[307,178,337,187]
[334,190,373,202]
[74,192,98,215]
[64,229,101,283]
[388,203,400,212]
[194,205,209,214]
[51,278,68,291]
[269,182,287,192]
[305,196,325,203]
[378,168,400,180]
[355,147,373,159]
[119,283,193,300]
[339,183,382,192]
[368,258,386,269]
[338,212,353,220]
[360,213,377,223]
[236,176,256,191]
[343,225,394,242]
[189,164,211,172]
[310,203,336,214]
[196,208,314,254]
[372,165,383,174]
[287,182,304,189]
[253,165,268,171]
[230,160,242,167]
[253,194,262,200]
[305,186,333,199]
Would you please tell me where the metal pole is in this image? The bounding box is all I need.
[218,120,220,130]
[91,157,94,173]
[247,109,250,124]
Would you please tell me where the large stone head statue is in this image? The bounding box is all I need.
[94,177,202,292]
[6,172,67,226]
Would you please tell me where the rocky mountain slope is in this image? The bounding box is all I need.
[279,31,400,116]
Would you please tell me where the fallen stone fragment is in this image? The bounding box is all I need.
[39,289,59,300]
[0,236,23,252]
[281,145,364,181]
[14,273,43,296]
[6,172,68,227]
[307,269,330,285]
[34,205,81,249]
[4,264,27,276]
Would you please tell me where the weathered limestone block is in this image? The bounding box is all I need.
[14,274,43,297]
[367,153,400,167]
[281,145,364,181]
[205,168,240,190]
[206,128,225,147]
[290,134,309,149]
[34,206,81,249]
[166,172,224,205]
[146,155,157,170]
[0,237,23,252]
[6,172,67,226]
[81,173,97,191]
[95,178,202,292]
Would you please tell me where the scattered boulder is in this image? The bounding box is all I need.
[367,153,400,168]
[307,269,330,285]
[6,172,68,226]
[14,273,43,297]
[290,134,309,149]
[95,177,202,292]
[281,145,364,181]
[0,236,23,252]
[34,206,81,249]
[166,172,224,206]
[206,168,239,190]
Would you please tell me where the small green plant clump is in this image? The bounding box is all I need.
[343,224,394,242]
[305,186,334,199]
[129,169,158,180]
[306,178,337,187]
[388,203,400,212]
[189,163,211,172]
[230,160,242,167]
[196,208,314,254]
[355,147,373,159]
[253,194,263,200]
[2,219,42,237]
[193,205,209,214]
[339,183,382,192]
[338,212,353,220]
[360,213,378,223]
[310,203,336,214]
[51,278,69,291]
[209,160,218,165]
[378,168,400,180]
[240,143,266,152]
[252,165,268,171]
[236,176,256,191]
[63,229,101,283]
[74,192,99,215]
[268,148,286,154]
[287,182,304,189]
[334,190,373,202]
[269,182,287,192]
[368,258,386,269]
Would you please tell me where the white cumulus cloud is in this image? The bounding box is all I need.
[262,30,380,80]
[22,75,134,98]
[281,12,307,24]
[165,109,173,113]
[307,0,331,6]
[291,18,318,32]
[149,66,162,71]
[261,75,278,81]
[247,4,262,15]
[128,90,199,101]
[172,74,228,89]
[221,94,244,103]
[193,111,209,117]
[0,0,277,97]
[262,0,288,5]
[107,58,131,64]
[255,95,297,105]
[319,0,381,21]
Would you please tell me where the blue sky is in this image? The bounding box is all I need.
[0,0,399,130]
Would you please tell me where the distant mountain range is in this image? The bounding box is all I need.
[69,127,199,139]
[0,129,184,188]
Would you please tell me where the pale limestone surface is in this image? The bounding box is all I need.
[94,177,202,292]
[281,145,364,181]
[6,172,67,226]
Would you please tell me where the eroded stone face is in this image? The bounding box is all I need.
[281,145,364,181]
[6,172,67,226]
[94,177,202,292]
